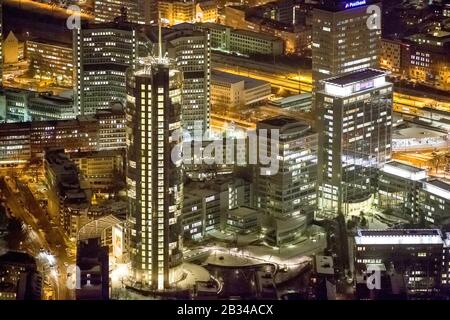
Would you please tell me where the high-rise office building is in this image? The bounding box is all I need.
[316,69,392,217]
[312,0,381,87]
[147,25,211,136]
[94,0,143,24]
[126,53,183,289]
[74,22,137,115]
[27,39,74,87]
[256,116,318,246]
[94,0,157,24]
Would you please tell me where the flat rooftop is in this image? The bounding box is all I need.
[211,70,268,89]
[384,160,424,173]
[315,255,334,275]
[407,30,450,41]
[198,22,227,31]
[257,116,313,135]
[228,206,258,218]
[355,229,444,245]
[393,126,446,139]
[184,185,218,200]
[322,69,386,86]
[427,179,450,192]
[423,179,450,200]
[45,149,78,173]
[258,116,300,127]
[381,161,427,181]
[270,93,312,104]
[28,37,72,49]
[71,149,123,159]
[31,94,73,105]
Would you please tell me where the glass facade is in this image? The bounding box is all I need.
[126,59,183,289]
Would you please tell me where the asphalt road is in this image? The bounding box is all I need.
[1,176,75,299]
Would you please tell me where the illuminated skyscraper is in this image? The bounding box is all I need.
[93,0,156,24]
[316,69,392,217]
[94,0,143,24]
[126,48,183,289]
[256,117,318,246]
[74,22,137,115]
[147,25,211,136]
[312,0,381,87]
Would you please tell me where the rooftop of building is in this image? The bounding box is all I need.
[195,22,227,30]
[355,229,444,245]
[322,68,386,86]
[403,30,450,52]
[227,206,259,218]
[427,179,450,192]
[88,200,127,214]
[94,105,126,117]
[315,255,334,275]
[45,148,79,177]
[184,176,249,197]
[184,185,218,200]
[384,160,425,173]
[30,93,73,105]
[27,37,73,49]
[71,149,123,159]
[406,30,450,40]
[393,125,446,140]
[0,87,35,95]
[269,93,312,104]
[148,24,206,42]
[258,116,301,127]
[211,70,269,89]
[31,118,87,129]
[247,15,295,32]
[381,161,428,181]
[5,31,18,43]
[193,22,282,41]
[44,149,89,202]
[423,179,450,200]
[257,116,314,136]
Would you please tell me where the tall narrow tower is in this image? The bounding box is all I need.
[74,22,137,115]
[312,0,381,87]
[126,38,184,289]
[316,69,392,217]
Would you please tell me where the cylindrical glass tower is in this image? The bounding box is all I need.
[126,57,183,290]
